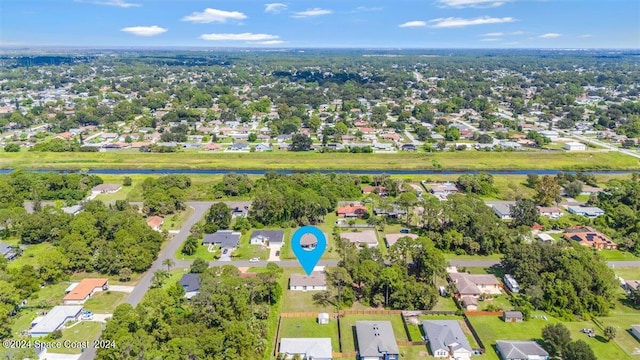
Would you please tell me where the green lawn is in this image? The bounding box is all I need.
[2,150,637,171]
[613,268,640,281]
[7,242,56,269]
[599,250,640,261]
[281,288,335,313]
[27,282,69,308]
[93,184,135,202]
[49,321,104,354]
[162,207,195,231]
[279,317,340,352]
[338,314,409,353]
[175,243,219,262]
[82,291,128,313]
[468,312,633,360]
[162,268,189,289]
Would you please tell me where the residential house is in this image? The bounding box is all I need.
[63,278,108,305]
[146,216,164,232]
[289,272,327,291]
[564,142,587,151]
[276,134,292,143]
[279,338,332,360]
[179,273,200,299]
[461,296,478,311]
[422,320,473,359]
[384,233,418,247]
[563,226,617,250]
[355,321,399,360]
[29,306,83,337]
[401,143,416,151]
[250,230,284,247]
[581,186,603,195]
[449,273,502,297]
[340,230,379,248]
[623,280,640,293]
[536,233,554,243]
[537,207,563,219]
[0,242,18,261]
[631,325,640,342]
[336,204,368,218]
[226,143,250,152]
[373,207,407,218]
[425,182,458,201]
[492,203,516,220]
[567,206,605,218]
[503,311,524,323]
[300,233,319,250]
[202,230,241,250]
[91,184,122,194]
[496,340,549,360]
[254,143,272,152]
[203,143,222,151]
[503,274,520,294]
[62,205,83,216]
[362,186,388,196]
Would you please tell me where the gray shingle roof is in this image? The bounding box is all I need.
[202,230,241,248]
[422,320,472,355]
[179,273,200,293]
[250,230,284,244]
[496,340,549,359]
[355,321,399,357]
[290,272,326,288]
[30,306,83,335]
[279,338,332,359]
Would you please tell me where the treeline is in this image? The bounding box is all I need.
[502,242,617,320]
[421,194,524,255]
[0,171,103,204]
[316,235,444,310]
[97,264,282,360]
[142,175,190,215]
[594,174,640,255]
[18,201,165,275]
[249,173,364,226]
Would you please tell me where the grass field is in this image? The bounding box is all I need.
[279,317,340,352]
[82,291,128,313]
[7,242,56,270]
[162,207,194,231]
[613,268,640,281]
[280,289,335,313]
[1,150,637,171]
[600,250,640,261]
[468,312,633,360]
[50,321,104,354]
[174,243,218,262]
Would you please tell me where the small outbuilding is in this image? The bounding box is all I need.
[503,311,524,323]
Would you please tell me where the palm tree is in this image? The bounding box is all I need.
[162,258,175,271]
[151,270,170,288]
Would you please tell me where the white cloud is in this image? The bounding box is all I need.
[480,38,502,41]
[292,8,332,18]
[399,21,427,28]
[121,25,167,36]
[428,16,516,28]
[76,0,140,8]
[539,32,562,38]
[579,34,593,38]
[264,3,287,14]
[355,6,383,12]
[252,40,285,45]
[0,41,23,46]
[437,0,510,8]
[182,8,247,23]
[199,33,279,41]
[480,30,523,37]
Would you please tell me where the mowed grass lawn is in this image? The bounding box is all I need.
[279,317,340,352]
[338,314,408,353]
[1,150,637,171]
[82,291,128,313]
[613,268,640,281]
[50,321,104,354]
[468,313,633,360]
[161,207,195,231]
[280,288,335,314]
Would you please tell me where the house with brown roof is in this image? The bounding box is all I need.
[449,273,502,298]
[537,206,563,219]
[289,272,327,291]
[340,230,378,248]
[336,204,368,218]
[63,278,108,305]
[563,226,617,250]
[55,132,74,140]
[384,233,418,247]
[362,186,388,196]
[146,216,164,232]
[203,143,222,151]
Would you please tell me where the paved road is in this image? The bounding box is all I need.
[404,130,423,145]
[79,201,209,360]
[124,202,210,307]
[571,133,640,159]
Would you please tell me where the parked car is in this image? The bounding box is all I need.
[275,251,280,257]
[249,258,260,262]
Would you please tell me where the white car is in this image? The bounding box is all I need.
[249,258,260,262]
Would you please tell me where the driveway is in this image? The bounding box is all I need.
[268,246,281,261]
[107,285,134,293]
[40,353,81,360]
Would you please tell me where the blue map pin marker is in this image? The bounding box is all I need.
[291,226,327,275]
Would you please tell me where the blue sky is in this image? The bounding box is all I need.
[0,0,638,48]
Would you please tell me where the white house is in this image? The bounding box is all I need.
[289,272,327,291]
[564,142,587,151]
[30,306,83,337]
[279,338,332,360]
[567,206,605,218]
[631,325,640,342]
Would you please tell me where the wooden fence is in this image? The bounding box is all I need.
[465,311,504,316]
[463,314,486,353]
